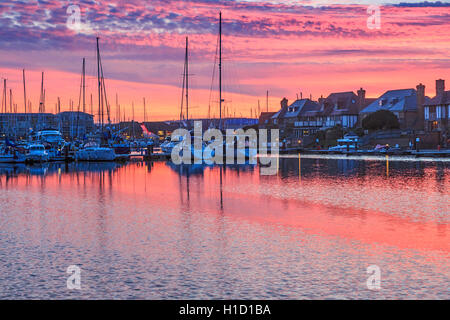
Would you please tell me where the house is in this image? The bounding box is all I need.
[270,98,289,127]
[258,112,276,129]
[319,89,375,128]
[270,98,322,140]
[360,85,427,129]
[284,99,321,139]
[423,79,450,134]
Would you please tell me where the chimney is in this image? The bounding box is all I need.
[436,79,445,97]
[357,88,366,110]
[416,83,425,130]
[318,97,325,105]
[281,98,288,110]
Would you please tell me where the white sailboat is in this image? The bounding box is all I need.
[76,37,116,162]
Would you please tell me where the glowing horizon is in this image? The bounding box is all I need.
[0,0,449,121]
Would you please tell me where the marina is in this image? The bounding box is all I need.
[0,0,449,304]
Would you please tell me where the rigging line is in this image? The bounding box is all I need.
[180,48,186,124]
[76,60,83,138]
[99,52,111,125]
[207,29,220,123]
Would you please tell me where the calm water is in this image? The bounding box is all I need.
[0,156,448,299]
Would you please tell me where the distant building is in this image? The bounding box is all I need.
[0,113,58,138]
[0,111,94,139]
[58,111,95,139]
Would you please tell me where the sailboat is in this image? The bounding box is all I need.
[76,38,116,162]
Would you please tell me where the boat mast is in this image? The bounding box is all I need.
[2,79,6,114]
[82,57,86,113]
[132,101,135,138]
[76,58,84,138]
[185,37,189,126]
[39,72,44,113]
[96,37,103,131]
[143,97,146,123]
[23,69,27,113]
[219,11,222,130]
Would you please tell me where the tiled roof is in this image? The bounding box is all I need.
[361,89,418,114]
[284,99,320,118]
[258,112,276,124]
[425,90,450,106]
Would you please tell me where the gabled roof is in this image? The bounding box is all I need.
[283,99,320,118]
[325,91,360,115]
[361,89,418,114]
[425,90,450,106]
[258,112,276,124]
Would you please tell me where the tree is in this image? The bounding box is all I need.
[362,110,400,131]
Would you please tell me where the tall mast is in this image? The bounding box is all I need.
[266,90,269,112]
[90,93,93,116]
[57,97,61,131]
[185,37,189,124]
[82,57,86,113]
[143,97,146,123]
[23,69,27,113]
[219,11,222,130]
[76,58,84,138]
[39,72,44,113]
[116,93,119,123]
[2,79,6,114]
[96,37,103,129]
[132,101,135,138]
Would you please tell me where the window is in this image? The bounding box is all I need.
[437,106,442,119]
[424,107,429,120]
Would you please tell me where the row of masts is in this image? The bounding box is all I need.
[179,12,270,129]
[2,12,270,132]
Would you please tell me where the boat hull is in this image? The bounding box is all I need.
[76,148,116,162]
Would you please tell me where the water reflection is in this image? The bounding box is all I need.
[0,157,448,299]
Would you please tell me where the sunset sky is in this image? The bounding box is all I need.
[0,0,449,121]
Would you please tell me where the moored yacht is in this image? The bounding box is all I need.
[76,142,116,162]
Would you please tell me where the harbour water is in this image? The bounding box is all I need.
[0,156,448,299]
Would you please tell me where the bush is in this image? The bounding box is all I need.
[362,110,400,131]
[325,125,343,141]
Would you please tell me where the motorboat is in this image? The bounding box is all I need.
[31,129,65,146]
[25,144,49,163]
[328,135,360,152]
